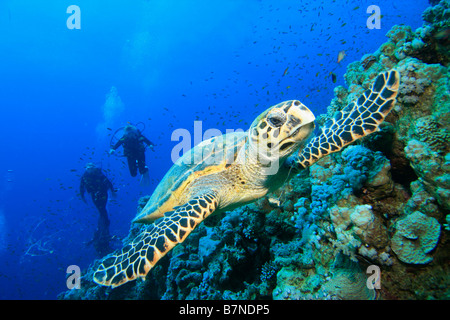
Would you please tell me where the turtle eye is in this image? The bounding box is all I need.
[267,114,285,127]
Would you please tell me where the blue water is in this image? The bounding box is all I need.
[0,0,430,299]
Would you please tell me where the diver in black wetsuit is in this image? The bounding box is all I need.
[79,163,115,256]
[109,124,154,186]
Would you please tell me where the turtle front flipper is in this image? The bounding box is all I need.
[93,192,218,288]
[289,70,400,170]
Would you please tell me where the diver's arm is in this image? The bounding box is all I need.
[112,138,124,150]
[110,138,124,154]
[141,135,154,149]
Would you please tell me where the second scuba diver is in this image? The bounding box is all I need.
[109,124,154,186]
[79,162,116,256]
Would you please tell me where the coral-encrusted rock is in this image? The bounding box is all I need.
[405,180,441,220]
[405,139,450,210]
[386,25,414,45]
[330,197,389,250]
[422,0,450,28]
[365,157,395,200]
[391,211,441,264]
[396,57,438,105]
[392,56,450,210]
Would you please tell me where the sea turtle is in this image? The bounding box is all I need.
[93,70,400,287]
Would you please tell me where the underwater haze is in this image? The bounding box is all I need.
[0,0,441,300]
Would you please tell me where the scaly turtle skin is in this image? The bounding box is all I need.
[93,70,400,287]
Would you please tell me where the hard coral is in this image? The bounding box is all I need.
[386,25,413,45]
[405,138,450,210]
[414,115,450,153]
[391,211,441,264]
[422,0,450,28]
[396,57,433,105]
[322,268,377,300]
[330,195,389,256]
[380,42,397,57]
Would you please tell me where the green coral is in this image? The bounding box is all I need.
[380,42,397,57]
[422,0,450,29]
[405,180,441,219]
[386,25,413,45]
[391,211,441,264]
[405,139,450,210]
[414,115,450,154]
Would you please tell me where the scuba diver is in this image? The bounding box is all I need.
[109,124,154,186]
[79,163,116,257]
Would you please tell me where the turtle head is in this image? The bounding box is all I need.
[249,100,315,160]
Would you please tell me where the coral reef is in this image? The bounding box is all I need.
[60,1,450,301]
[391,211,441,264]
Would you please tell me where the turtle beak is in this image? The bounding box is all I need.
[290,121,315,139]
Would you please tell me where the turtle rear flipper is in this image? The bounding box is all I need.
[290,70,400,170]
[93,192,218,288]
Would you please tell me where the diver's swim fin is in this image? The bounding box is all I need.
[140,171,150,187]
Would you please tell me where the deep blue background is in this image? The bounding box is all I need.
[0,0,429,299]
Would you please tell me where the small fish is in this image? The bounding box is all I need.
[267,197,281,207]
[70,169,77,172]
[434,28,450,40]
[337,50,346,63]
[106,127,112,131]
[330,72,337,83]
[282,67,289,76]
